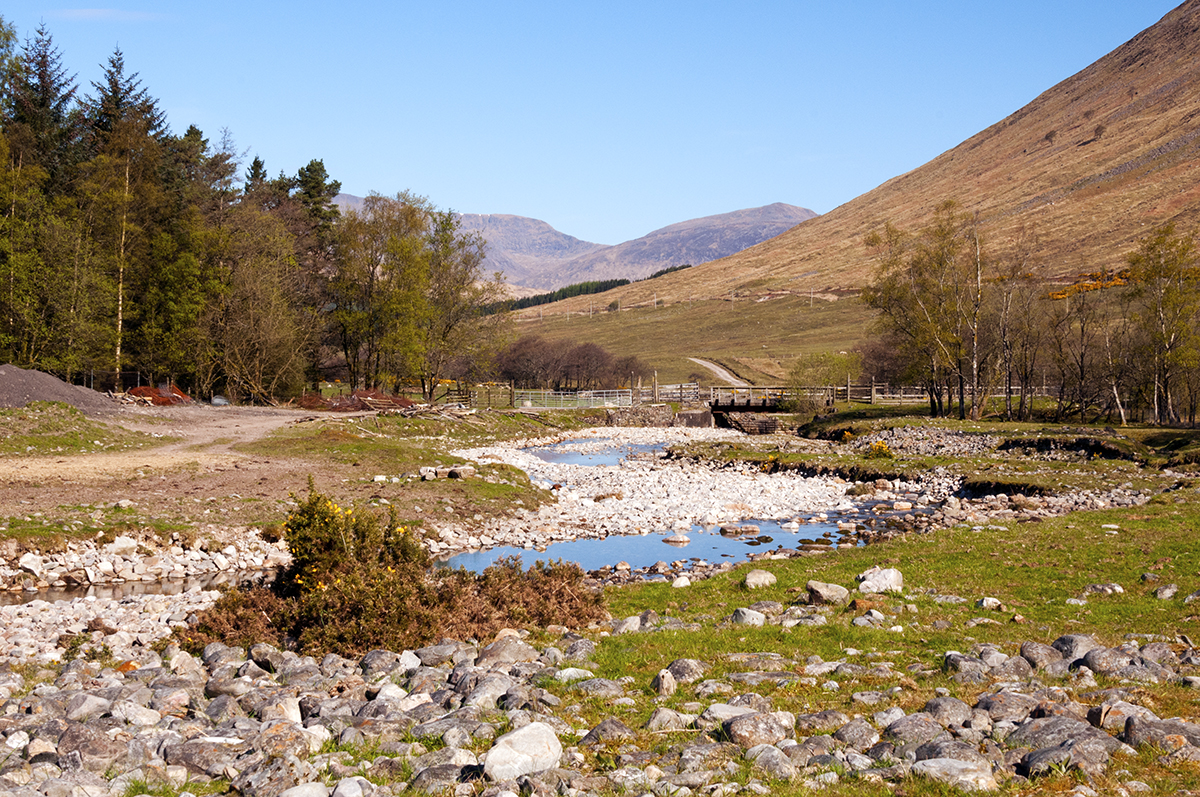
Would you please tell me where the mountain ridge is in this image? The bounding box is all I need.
[333,195,816,291]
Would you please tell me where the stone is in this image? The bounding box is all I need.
[645,707,690,732]
[1051,634,1100,661]
[579,718,634,747]
[652,668,677,696]
[475,636,540,668]
[1152,583,1178,600]
[1080,647,1135,674]
[833,718,880,750]
[911,758,998,792]
[408,763,463,793]
[746,744,796,780]
[723,712,794,748]
[666,658,708,683]
[279,784,329,797]
[806,580,850,605]
[857,566,903,594]
[923,696,973,728]
[744,569,776,589]
[732,607,766,626]
[483,722,562,781]
[886,713,945,745]
[975,691,1040,723]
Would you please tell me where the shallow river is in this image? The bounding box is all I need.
[441,436,853,575]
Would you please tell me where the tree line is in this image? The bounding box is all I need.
[860,200,1200,426]
[486,278,630,313]
[0,19,502,403]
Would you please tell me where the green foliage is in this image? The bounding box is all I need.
[281,478,428,594]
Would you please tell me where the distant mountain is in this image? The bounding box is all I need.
[549,204,818,289]
[332,196,816,291]
[455,214,608,288]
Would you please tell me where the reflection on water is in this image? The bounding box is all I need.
[523,439,666,467]
[439,519,861,575]
[0,568,279,606]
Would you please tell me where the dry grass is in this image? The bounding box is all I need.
[521,4,1200,350]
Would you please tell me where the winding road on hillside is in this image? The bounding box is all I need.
[688,357,750,387]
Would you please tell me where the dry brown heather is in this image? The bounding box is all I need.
[524,1,1200,321]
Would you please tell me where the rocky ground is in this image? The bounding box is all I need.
[2,405,1196,796]
[0,564,1195,797]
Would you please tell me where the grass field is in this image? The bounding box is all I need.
[510,294,876,384]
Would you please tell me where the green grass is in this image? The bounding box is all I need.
[122,778,229,797]
[0,401,163,456]
[528,495,1200,796]
[514,295,876,384]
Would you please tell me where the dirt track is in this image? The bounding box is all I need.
[0,405,364,525]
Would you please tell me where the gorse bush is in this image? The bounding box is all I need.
[864,440,894,459]
[281,478,428,595]
[182,483,607,657]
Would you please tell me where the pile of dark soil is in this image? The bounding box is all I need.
[0,364,117,415]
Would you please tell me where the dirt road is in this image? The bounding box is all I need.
[687,357,750,387]
[0,405,361,525]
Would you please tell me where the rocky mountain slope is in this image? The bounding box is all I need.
[522,203,817,290]
[334,196,815,292]
[536,0,1200,314]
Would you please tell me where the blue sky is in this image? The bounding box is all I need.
[2,2,1182,244]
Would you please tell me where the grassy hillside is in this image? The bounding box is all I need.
[518,1,1200,352]
[512,294,875,384]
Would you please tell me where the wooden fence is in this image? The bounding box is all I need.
[471,382,700,409]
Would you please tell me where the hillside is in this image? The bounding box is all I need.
[530,0,1200,316]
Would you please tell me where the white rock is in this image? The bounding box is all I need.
[105,536,139,556]
[912,758,998,792]
[857,566,904,594]
[744,569,776,589]
[483,721,562,780]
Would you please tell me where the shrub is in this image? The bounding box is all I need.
[182,586,287,652]
[864,440,894,459]
[181,483,607,658]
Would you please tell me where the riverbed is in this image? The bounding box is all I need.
[437,427,889,575]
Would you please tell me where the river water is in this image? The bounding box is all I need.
[441,436,855,575]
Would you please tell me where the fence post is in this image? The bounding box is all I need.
[654,371,659,402]
[871,378,876,405]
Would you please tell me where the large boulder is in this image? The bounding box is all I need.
[482,722,562,781]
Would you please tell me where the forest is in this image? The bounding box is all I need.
[0,19,505,403]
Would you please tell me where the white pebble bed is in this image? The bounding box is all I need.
[439,427,855,554]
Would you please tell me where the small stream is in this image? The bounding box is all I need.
[440,436,860,575]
